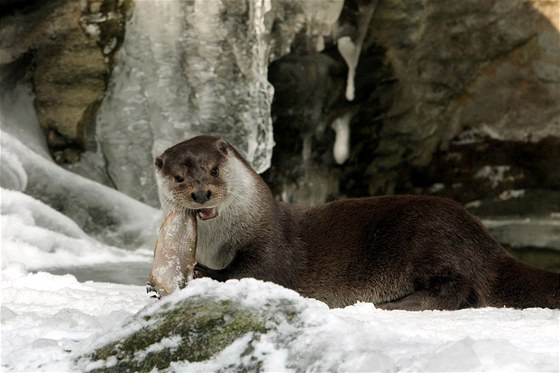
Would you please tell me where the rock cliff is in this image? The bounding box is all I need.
[0,0,130,162]
[1,0,558,251]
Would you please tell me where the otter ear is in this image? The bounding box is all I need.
[216,139,229,155]
[154,156,164,169]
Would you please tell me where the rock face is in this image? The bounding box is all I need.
[265,0,559,206]
[0,0,130,162]
[263,0,560,252]
[1,0,558,249]
[370,0,560,204]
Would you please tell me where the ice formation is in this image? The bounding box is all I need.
[337,0,377,101]
[331,112,352,164]
[0,188,151,270]
[0,79,159,249]
[88,0,275,206]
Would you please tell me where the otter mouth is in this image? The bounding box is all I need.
[196,207,218,221]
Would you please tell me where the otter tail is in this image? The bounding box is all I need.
[490,256,560,309]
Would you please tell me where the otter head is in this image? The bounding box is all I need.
[155,136,232,221]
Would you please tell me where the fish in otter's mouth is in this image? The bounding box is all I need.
[196,207,218,221]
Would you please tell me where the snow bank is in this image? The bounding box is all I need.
[3,269,557,372]
[0,129,160,249]
[0,81,160,249]
[1,265,147,371]
[0,77,155,273]
[0,188,151,270]
[0,95,157,272]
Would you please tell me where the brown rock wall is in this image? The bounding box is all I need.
[265,0,559,216]
[0,0,129,161]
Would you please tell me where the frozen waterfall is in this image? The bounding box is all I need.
[80,0,275,206]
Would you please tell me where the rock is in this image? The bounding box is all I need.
[0,0,130,158]
[65,0,280,205]
[83,299,271,371]
[261,0,559,255]
[266,0,560,200]
[2,0,557,250]
[265,0,559,219]
[76,279,311,372]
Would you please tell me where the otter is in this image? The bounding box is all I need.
[150,135,560,310]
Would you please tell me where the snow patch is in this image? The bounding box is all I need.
[474,165,511,188]
[1,188,152,271]
[1,266,146,371]
[499,189,525,200]
[429,183,445,193]
[2,269,559,372]
[134,335,182,361]
[0,77,160,249]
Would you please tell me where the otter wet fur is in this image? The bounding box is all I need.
[150,135,560,310]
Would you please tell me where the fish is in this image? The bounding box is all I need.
[146,208,197,298]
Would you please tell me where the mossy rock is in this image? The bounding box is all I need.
[77,286,302,372]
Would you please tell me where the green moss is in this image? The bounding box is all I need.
[82,297,296,372]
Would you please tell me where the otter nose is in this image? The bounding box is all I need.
[191,190,212,204]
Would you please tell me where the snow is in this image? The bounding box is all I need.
[2,271,559,372]
[474,165,513,188]
[0,81,160,249]
[1,266,147,372]
[1,188,151,270]
[482,216,560,250]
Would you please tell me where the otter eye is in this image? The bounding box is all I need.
[174,175,184,183]
[211,168,219,177]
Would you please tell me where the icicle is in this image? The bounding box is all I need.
[337,36,358,101]
[337,0,377,101]
[331,112,352,164]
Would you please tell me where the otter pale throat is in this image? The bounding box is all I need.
[148,135,560,311]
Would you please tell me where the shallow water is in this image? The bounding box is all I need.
[39,245,559,288]
[41,261,152,285]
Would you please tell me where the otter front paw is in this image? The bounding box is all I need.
[146,282,160,299]
[194,263,226,281]
[193,263,205,279]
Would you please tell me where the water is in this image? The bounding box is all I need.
[42,262,152,286]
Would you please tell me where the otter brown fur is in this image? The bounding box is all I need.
[152,135,560,310]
